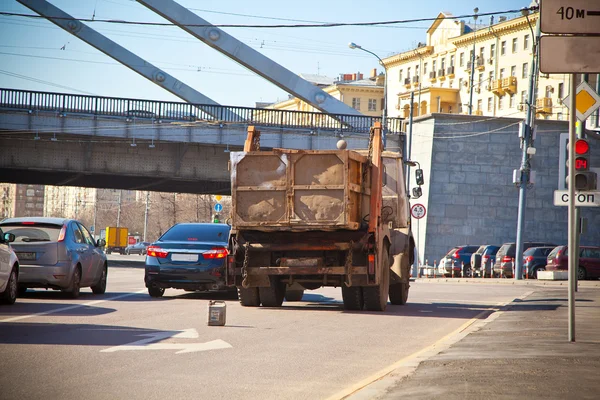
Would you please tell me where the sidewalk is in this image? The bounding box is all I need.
[412,276,600,287]
[349,286,600,399]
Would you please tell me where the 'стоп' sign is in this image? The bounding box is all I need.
[553,190,600,207]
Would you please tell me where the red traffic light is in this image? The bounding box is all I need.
[575,139,589,155]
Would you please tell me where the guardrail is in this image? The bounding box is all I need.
[0,88,405,135]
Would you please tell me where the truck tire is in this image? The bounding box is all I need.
[341,285,363,310]
[237,286,261,307]
[259,277,285,307]
[284,289,304,302]
[363,246,390,311]
[389,282,409,305]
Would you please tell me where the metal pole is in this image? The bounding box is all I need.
[92,189,98,239]
[116,189,122,227]
[406,91,415,192]
[514,13,541,281]
[568,73,577,342]
[468,12,478,115]
[596,74,600,128]
[382,65,388,149]
[143,191,149,242]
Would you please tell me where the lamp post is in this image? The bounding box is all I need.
[468,8,479,115]
[349,42,387,149]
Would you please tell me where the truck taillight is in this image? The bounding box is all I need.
[502,256,512,263]
[57,225,67,242]
[368,253,375,275]
[203,247,228,259]
[147,246,168,258]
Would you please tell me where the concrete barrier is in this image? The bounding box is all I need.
[537,270,568,280]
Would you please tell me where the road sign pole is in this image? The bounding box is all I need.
[568,73,577,342]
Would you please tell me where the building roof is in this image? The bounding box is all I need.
[299,73,335,86]
[337,78,381,87]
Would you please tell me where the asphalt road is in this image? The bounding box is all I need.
[0,255,537,400]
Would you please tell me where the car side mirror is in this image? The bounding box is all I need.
[4,233,15,243]
[415,168,424,186]
[97,239,106,247]
[412,187,422,199]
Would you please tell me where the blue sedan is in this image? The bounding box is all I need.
[144,223,231,297]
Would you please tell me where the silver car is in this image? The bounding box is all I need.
[0,217,108,298]
[0,227,19,304]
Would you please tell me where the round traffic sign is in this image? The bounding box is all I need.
[411,203,426,219]
[214,203,223,212]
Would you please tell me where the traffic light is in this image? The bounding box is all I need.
[574,139,597,191]
[213,214,220,223]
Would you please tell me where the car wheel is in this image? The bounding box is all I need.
[577,267,587,281]
[532,267,544,279]
[125,250,130,255]
[91,265,107,294]
[341,285,363,310]
[1,267,18,305]
[148,286,165,297]
[64,268,81,299]
[389,281,409,305]
[17,285,27,297]
[259,277,285,307]
[284,289,304,302]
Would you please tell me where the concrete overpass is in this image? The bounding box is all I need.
[0,88,405,194]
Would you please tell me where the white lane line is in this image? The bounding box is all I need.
[0,289,147,323]
[326,291,536,400]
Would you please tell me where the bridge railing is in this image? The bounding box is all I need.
[0,88,405,134]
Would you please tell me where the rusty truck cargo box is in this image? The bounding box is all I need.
[230,149,369,231]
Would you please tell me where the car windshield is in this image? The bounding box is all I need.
[523,248,537,256]
[0,223,62,242]
[497,244,514,258]
[476,246,487,255]
[160,224,230,243]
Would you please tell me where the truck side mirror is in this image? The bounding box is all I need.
[415,168,424,186]
[412,187,422,199]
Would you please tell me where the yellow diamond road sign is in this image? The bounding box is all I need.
[562,81,600,122]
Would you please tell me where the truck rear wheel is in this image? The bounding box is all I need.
[363,246,390,311]
[342,285,363,310]
[259,277,285,307]
[237,286,261,307]
[389,282,409,305]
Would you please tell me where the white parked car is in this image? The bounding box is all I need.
[0,227,19,305]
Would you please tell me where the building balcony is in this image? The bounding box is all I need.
[490,79,504,95]
[438,69,446,81]
[536,97,553,114]
[412,76,420,87]
[501,76,517,94]
[429,71,437,82]
[404,78,412,89]
[446,66,455,78]
[476,56,485,70]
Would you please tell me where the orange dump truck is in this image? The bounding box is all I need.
[226,124,417,311]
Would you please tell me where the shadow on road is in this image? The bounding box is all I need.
[0,302,116,317]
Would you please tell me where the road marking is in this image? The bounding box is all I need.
[325,292,535,400]
[101,328,233,354]
[0,289,147,323]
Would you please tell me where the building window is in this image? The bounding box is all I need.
[501,41,506,55]
[423,62,428,75]
[450,55,455,67]
[448,105,453,113]
[511,65,516,77]
[458,103,463,113]
[415,65,420,78]
[478,72,484,86]
[522,63,528,78]
[498,96,504,109]
[487,97,493,112]
[490,43,495,59]
[368,99,377,111]
[459,53,464,67]
[499,68,505,79]
[26,189,35,196]
[524,34,530,50]
[512,37,518,53]
[479,47,485,58]
[521,90,527,104]
[488,71,494,84]
[352,98,361,110]
[557,112,563,120]
[510,94,516,108]
[432,60,436,71]
[399,70,403,82]
[558,82,564,98]
[477,99,483,111]
[441,58,446,70]
[458,78,463,88]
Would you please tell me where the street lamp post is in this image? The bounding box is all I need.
[349,42,387,149]
[468,8,479,115]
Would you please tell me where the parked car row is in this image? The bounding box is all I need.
[437,242,600,280]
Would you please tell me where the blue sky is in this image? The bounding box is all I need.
[0,0,530,107]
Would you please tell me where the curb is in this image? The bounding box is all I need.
[412,277,600,287]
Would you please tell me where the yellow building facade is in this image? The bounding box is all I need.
[384,11,581,121]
